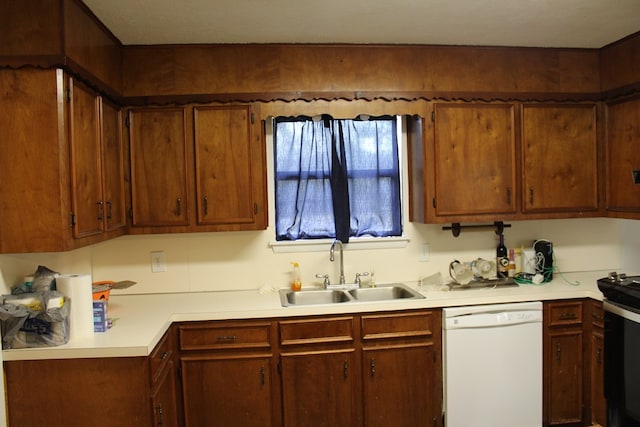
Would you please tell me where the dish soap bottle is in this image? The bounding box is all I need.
[291,262,302,291]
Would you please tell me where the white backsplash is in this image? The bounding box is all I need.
[0,217,625,295]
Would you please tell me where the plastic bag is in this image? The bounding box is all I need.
[0,291,70,349]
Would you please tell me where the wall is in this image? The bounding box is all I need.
[0,122,623,295]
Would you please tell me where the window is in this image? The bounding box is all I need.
[274,115,402,242]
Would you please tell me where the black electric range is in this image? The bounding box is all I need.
[598,272,640,311]
[598,272,640,427]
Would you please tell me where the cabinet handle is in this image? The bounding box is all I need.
[529,187,535,205]
[156,403,164,426]
[175,197,182,216]
[160,351,169,360]
[370,358,376,377]
[343,361,349,379]
[203,196,208,215]
[506,187,512,205]
[556,343,561,361]
[597,347,602,365]
[216,335,237,342]
[260,366,265,386]
[559,312,577,320]
[97,200,104,220]
[106,200,113,220]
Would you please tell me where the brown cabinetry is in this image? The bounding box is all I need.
[0,68,125,253]
[128,107,190,227]
[544,300,584,426]
[408,102,601,224]
[522,104,599,214]
[69,77,126,238]
[360,311,442,427]
[415,102,517,222]
[127,104,267,233]
[4,327,178,427]
[587,300,606,426]
[178,320,279,427]
[605,97,640,218]
[279,316,358,427]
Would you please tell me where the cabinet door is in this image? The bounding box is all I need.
[280,350,357,427]
[363,344,437,427]
[101,99,126,232]
[194,105,260,227]
[606,98,640,213]
[151,360,179,427]
[590,329,606,426]
[181,355,274,427]
[522,104,598,213]
[547,330,583,425]
[433,103,516,216]
[69,78,103,238]
[129,108,189,227]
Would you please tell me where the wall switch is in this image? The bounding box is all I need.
[150,251,167,273]
[419,243,430,262]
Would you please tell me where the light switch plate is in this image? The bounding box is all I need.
[150,251,167,273]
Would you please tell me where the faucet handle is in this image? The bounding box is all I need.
[315,274,331,288]
[354,272,370,287]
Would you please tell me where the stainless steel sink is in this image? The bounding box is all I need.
[279,283,424,306]
[280,289,354,306]
[348,283,425,302]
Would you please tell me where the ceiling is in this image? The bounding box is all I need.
[83,0,640,48]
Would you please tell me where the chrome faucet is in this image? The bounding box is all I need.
[330,239,346,285]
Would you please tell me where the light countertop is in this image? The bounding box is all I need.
[2,270,608,361]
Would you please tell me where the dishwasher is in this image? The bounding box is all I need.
[443,301,543,427]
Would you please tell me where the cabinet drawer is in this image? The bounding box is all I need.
[361,311,434,340]
[279,316,354,346]
[546,301,583,326]
[149,328,173,385]
[179,321,272,351]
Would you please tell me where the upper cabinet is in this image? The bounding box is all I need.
[606,97,640,218]
[69,78,126,238]
[521,104,599,214]
[127,104,267,234]
[409,101,602,224]
[0,68,126,253]
[431,103,517,219]
[128,108,190,228]
[194,106,264,227]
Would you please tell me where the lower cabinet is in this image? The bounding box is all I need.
[279,316,359,427]
[177,320,279,427]
[544,300,585,427]
[588,300,607,427]
[360,311,441,427]
[4,327,179,427]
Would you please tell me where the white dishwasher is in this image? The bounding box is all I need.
[443,301,542,427]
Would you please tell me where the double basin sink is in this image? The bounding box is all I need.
[279,283,425,307]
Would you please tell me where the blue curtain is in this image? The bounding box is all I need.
[274,115,401,241]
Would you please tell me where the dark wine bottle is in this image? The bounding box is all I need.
[496,234,508,278]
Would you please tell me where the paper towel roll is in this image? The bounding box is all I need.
[56,274,94,341]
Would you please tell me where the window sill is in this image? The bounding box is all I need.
[269,236,410,253]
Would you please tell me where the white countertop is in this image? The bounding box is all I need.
[2,270,607,361]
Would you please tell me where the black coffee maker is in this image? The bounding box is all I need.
[534,239,553,282]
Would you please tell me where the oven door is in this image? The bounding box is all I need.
[604,300,640,427]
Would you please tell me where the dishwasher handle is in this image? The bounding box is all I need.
[445,311,543,329]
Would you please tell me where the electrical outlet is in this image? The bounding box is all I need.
[419,243,430,262]
[150,251,167,273]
